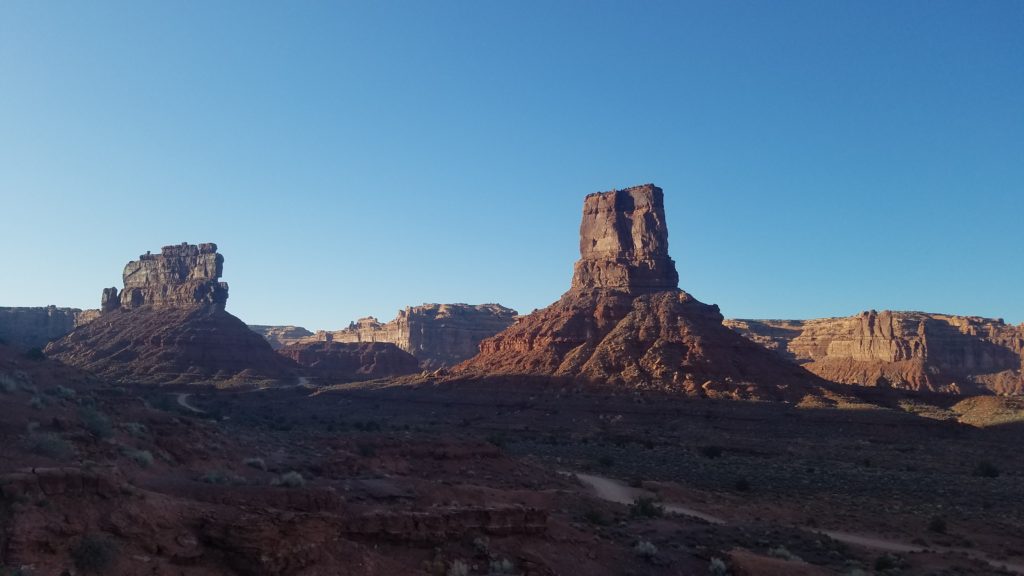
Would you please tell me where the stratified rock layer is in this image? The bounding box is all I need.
[111,242,228,310]
[277,341,420,382]
[456,184,823,399]
[0,307,98,351]
[46,243,293,384]
[271,304,518,369]
[726,312,1024,394]
[571,184,678,291]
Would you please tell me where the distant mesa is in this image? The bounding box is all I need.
[278,341,420,381]
[250,303,517,369]
[0,306,98,351]
[454,184,824,399]
[726,311,1024,395]
[45,243,295,385]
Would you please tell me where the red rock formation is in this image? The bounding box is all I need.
[45,243,294,384]
[249,325,314,350]
[262,303,518,368]
[277,341,420,382]
[455,184,823,398]
[726,312,1024,394]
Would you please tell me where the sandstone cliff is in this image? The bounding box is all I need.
[0,306,99,350]
[455,184,824,399]
[277,341,420,381]
[725,311,1024,394]
[45,243,295,384]
[256,303,518,369]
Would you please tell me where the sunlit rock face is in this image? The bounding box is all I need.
[108,242,228,310]
[726,312,1024,395]
[455,184,824,400]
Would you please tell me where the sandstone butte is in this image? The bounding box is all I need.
[277,341,421,381]
[453,184,825,400]
[251,303,518,369]
[726,312,1024,395]
[45,243,296,384]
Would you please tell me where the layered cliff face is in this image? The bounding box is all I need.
[104,242,229,310]
[0,307,98,350]
[46,243,294,384]
[277,341,420,382]
[266,303,518,369]
[725,312,1024,394]
[455,184,823,399]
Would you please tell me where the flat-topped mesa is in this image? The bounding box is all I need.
[570,184,679,292]
[104,242,229,311]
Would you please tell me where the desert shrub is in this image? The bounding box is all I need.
[583,509,608,525]
[597,454,614,467]
[200,470,229,484]
[700,445,724,459]
[29,433,73,459]
[874,553,906,571]
[23,348,46,361]
[71,534,118,573]
[472,535,490,555]
[629,496,663,518]
[0,373,18,394]
[447,559,469,576]
[244,457,267,471]
[489,557,516,573]
[485,433,506,448]
[272,471,305,488]
[28,395,45,410]
[767,545,801,562]
[79,407,112,439]
[708,556,729,575]
[126,449,154,468]
[53,385,76,399]
[123,422,148,437]
[973,460,1000,478]
[633,539,658,559]
[734,477,751,492]
[927,516,947,534]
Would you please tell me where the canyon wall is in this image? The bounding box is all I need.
[252,303,518,369]
[0,307,98,350]
[725,311,1024,394]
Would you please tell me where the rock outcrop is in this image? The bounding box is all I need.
[0,306,98,350]
[256,304,518,369]
[277,341,420,382]
[45,243,294,384]
[726,312,1024,394]
[249,325,315,350]
[454,184,824,399]
[106,242,228,310]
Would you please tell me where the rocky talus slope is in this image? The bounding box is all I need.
[454,184,825,399]
[726,312,1024,394]
[45,243,294,384]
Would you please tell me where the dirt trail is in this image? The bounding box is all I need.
[175,393,204,414]
[574,472,1024,574]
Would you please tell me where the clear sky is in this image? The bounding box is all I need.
[1,1,1021,329]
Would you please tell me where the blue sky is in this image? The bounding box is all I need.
[1,1,1021,329]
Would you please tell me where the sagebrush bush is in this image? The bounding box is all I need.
[633,539,658,559]
[79,407,112,439]
[273,471,305,488]
[244,457,267,471]
[126,449,154,468]
[71,533,118,573]
[0,373,18,394]
[629,496,664,518]
[29,433,73,459]
[708,557,729,575]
